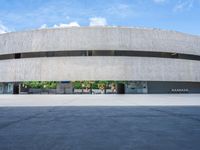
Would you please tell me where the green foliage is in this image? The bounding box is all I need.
[23,81,127,90]
[23,81,57,89]
[72,81,126,89]
[72,81,92,89]
[72,81,82,89]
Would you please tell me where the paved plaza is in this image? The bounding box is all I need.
[0,95,200,150]
[0,94,200,107]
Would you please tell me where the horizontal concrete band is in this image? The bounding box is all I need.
[0,56,199,82]
[0,50,200,61]
[0,27,200,56]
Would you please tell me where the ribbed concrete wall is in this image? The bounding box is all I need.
[0,27,200,82]
[0,27,200,55]
[0,57,200,82]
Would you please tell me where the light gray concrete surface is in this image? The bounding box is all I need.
[1,27,200,82]
[0,106,200,150]
[1,56,200,82]
[0,94,200,107]
[1,27,200,55]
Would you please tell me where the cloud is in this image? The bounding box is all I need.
[89,17,107,27]
[39,24,48,29]
[173,0,194,12]
[39,21,80,29]
[0,22,10,34]
[53,22,80,28]
[39,17,109,29]
[39,17,108,29]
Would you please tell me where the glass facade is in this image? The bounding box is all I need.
[0,83,14,94]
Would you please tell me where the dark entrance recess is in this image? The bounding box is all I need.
[13,84,19,94]
[14,53,21,59]
[117,83,125,94]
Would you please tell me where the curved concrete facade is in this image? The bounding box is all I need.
[0,27,200,82]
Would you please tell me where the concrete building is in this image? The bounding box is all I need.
[0,27,200,94]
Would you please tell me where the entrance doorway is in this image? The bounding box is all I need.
[117,83,125,94]
[13,84,19,94]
